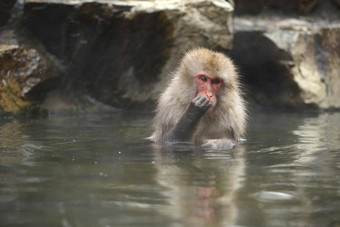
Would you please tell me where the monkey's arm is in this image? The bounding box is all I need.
[163,96,211,143]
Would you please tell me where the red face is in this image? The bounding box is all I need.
[195,72,223,105]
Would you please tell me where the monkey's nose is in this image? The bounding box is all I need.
[206,91,213,98]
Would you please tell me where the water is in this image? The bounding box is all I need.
[0,111,339,227]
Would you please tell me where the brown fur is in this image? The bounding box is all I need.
[149,48,246,146]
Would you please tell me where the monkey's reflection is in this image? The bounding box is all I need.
[152,144,245,226]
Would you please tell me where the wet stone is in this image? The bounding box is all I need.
[0,30,61,113]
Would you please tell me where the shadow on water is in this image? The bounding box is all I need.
[0,111,339,226]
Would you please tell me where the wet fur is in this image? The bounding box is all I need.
[149,48,246,147]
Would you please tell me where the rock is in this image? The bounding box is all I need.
[22,0,234,109]
[0,0,17,26]
[234,0,265,14]
[334,0,340,8]
[235,0,319,14]
[0,30,61,113]
[267,0,319,13]
[3,0,337,112]
[232,13,340,109]
[333,0,340,7]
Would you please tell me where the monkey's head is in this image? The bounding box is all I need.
[180,48,238,106]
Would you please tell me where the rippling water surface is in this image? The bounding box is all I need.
[0,111,339,226]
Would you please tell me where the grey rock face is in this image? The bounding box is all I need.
[22,0,233,110]
[232,1,340,109]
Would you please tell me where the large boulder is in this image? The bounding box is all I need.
[232,1,340,109]
[22,0,234,109]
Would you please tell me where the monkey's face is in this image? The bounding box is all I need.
[195,72,223,105]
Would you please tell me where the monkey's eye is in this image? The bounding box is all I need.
[212,78,221,85]
[200,75,208,82]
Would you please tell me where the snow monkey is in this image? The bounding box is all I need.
[149,48,246,149]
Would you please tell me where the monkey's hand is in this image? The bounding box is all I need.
[163,96,212,143]
[191,95,212,111]
[202,138,236,149]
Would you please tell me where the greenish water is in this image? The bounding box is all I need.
[0,111,339,227]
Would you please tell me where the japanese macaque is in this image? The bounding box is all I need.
[149,48,246,149]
